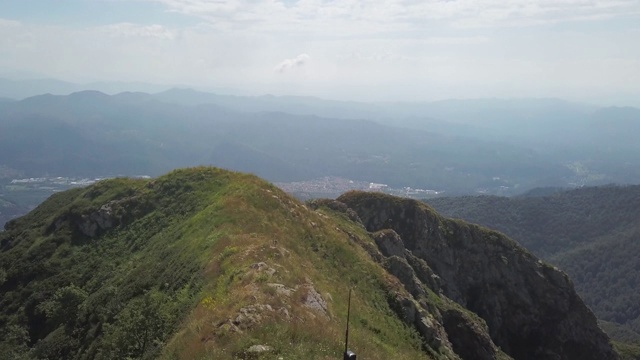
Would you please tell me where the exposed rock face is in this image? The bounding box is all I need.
[77,203,117,237]
[305,199,362,224]
[373,229,405,258]
[46,196,148,239]
[441,308,498,360]
[387,292,454,356]
[376,237,502,359]
[382,252,502,360]
[338,191,618,360]
[300,284,329,318]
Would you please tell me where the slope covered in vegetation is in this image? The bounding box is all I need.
[1,167,436,359]
[0,168,619,359]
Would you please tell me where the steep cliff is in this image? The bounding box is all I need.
[338,191,618,360]
[426,186,640,343]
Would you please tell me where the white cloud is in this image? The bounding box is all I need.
[98,23,176,39]
[1,1,639,104]
[422,36,489,45]
[148,0,640,34]
[274,53,310,73]
[0,18,21,28]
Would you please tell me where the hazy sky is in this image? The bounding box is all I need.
[1,0,639,103]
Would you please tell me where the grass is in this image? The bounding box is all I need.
[159,172,431,359]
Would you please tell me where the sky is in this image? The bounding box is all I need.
[0,0,639,104]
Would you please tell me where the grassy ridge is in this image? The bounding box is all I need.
[161,170,431,359]
[0,167,434,359]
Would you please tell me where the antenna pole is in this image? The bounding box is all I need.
[344,288,352,354]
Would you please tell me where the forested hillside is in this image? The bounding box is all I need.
[427,185,640,345]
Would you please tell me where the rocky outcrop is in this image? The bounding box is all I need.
[300,284,329,319]
[379,238,502,359]
[380,249,503,359]
[305,199,362,224]
[338,191,618,360]
[46,196,148,239]
[440,308,498,360]
[76,202,117,237]
[387,292,455,357]
[372,229,405,258]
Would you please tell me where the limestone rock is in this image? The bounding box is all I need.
[301,284,329,318]
[232,304,274,330]
[267,283,295,297]
[441,308,500,360]
[246,344,273,353]
[239,344,275,360]
[405,252,442,293]
[77,204,115,238]
[306,199,363,224]
[372,229,405,257]
[384,255,426,299]
[47,196,146,238]
[387,293,454,356]
[249,262,276,277]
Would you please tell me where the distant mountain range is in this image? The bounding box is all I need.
[1,89,592,191]
[1,84,639,229]
[2,87,639,184]
[0,77,172,100]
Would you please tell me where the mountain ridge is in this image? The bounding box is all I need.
[0,167,620,359]
[339,191,617,360]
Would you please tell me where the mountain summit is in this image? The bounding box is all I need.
[0,167,617,359]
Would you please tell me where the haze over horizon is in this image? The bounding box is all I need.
[1,0,639,106]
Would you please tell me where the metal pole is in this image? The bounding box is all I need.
[345,288,352,354]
